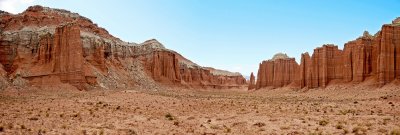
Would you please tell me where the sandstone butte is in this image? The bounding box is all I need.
[254,17,400,90]
[0,5,246,90]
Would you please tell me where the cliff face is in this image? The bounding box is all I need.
[342,33,374,83]
[27,24,86,90]
[308,45,343,88]
[255,54,299,89]
[376,24,400,86]
[255,18,400,90]
[0,5,246,90]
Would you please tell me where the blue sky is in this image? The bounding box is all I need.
[1,0,399,76]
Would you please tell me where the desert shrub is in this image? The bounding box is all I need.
[352,126,366,135]
[318,120,329,126]
[391,129,400,135]
[253,122,266,127]
[165,113,174,121]
[336,124,343,129]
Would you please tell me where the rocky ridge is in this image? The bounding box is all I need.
[0,5,246,90]
[254,18,400,90]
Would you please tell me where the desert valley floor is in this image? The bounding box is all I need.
[0,84,400,135]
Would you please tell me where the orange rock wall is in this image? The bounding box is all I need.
[342,37,374,83]
[141,51,247,88]
[255,58,298,89]
[27,24,86,90]
[0,5,247,90]
[376,25,400,86]
[256,24,400,89]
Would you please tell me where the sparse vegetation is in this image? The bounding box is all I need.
[173,121,179,126]
[391,129,400,135]
[352,126,367,135]
[28,117,39,121]
[318,120,329,126]
[336,124,343,129]
[223,125,231,133]
[253,122,266,127]
[165,113,174,121]
[20,125,26,129]
[280,126,290,130]
[339,109,356,115]
[1,80,399,134]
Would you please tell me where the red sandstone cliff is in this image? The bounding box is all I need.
[248,72,255,90]
[255,18,400,90]
[0,5,246,90]
[255,53,299,89]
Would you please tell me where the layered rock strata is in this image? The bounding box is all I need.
[255,53,299,89]
[255,18,400,90]
[0,5,246,90]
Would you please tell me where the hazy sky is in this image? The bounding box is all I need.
[1,0,399,76]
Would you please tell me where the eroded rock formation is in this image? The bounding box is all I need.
[248,72,255,90]
[255,18,400,90]
[0,5,246,90]
[255,53,299,89]
[0,64,8,89]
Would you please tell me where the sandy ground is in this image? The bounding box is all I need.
[0,85,400,135]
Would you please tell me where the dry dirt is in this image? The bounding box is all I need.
[0,85,400,135]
